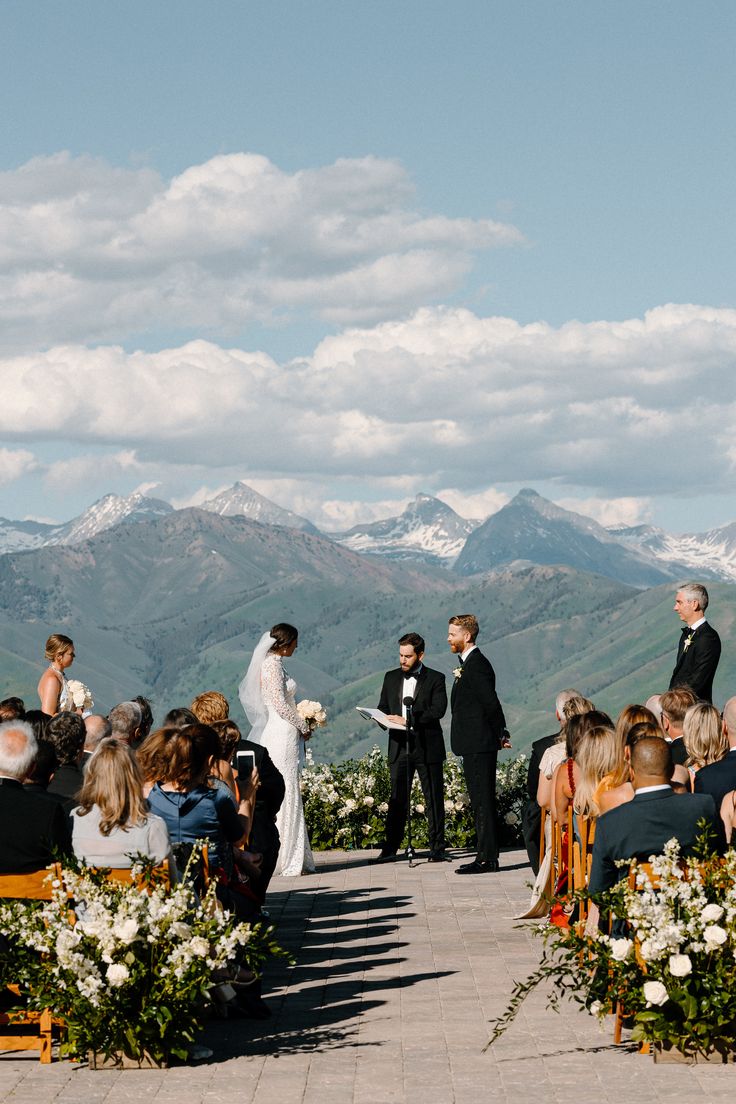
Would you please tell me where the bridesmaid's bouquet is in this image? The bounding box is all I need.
[297,699,327,733]
[66,679,94,712]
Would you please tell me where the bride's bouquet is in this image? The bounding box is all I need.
[297,699,327,733]
[66,679,94,713]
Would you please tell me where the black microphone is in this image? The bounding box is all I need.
[403,695,414,710]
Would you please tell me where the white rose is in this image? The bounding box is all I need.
[112,918,139,945]
[609,938,633,962]
[363,796,375,807]
[589,1000,603,1018]
[702,904,724,923]
[643,980,668,1007]
[106,963,130,987]
[669,954,692,977]
[189,937,210,957]
[414,804,425,815]
[704,924,728,949]
[378,802,389,814]
[505,811,519,826]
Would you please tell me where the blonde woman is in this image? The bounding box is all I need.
[683,702,727,776]
[576,724,633,816]
[71,738,171,867]
[37,633,76,715]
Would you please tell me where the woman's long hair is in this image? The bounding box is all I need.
[574,724,625,817]
[684,703,727,769]
[76,738,148,835]
[153,723,219,790]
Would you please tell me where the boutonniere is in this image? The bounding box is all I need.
[453,667,463,681]
[683,632,694,652]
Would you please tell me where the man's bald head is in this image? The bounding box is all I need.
[630,736,673,788]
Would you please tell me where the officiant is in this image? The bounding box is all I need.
[374,632,448,863]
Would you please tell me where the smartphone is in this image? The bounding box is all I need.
[236,749,256,781]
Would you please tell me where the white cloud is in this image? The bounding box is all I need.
[0,151,522,348]
[0,448,38,487]
[434,487,510,521]
[556,496,653,528]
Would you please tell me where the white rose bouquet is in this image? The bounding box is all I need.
[66,678,94,712]
[296,699,327,733]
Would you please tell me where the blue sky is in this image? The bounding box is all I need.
[1,1,735,531]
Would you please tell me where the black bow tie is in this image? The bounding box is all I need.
[403,667,421,679]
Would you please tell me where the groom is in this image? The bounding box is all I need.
[375,632,448,862]
[448,613,509,874]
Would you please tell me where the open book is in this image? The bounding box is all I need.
[355,706,405,731]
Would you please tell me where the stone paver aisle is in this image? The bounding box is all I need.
[2,848,735,1102]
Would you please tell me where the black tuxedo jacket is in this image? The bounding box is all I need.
[377,665,447,765]
[449,648,507,757]
[669,621,721,702]
[588,788,718,894]
[694,749,736,815]
[0,777,72,873]
[236,738,286,820]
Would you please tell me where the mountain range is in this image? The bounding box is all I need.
[3,482,736,587]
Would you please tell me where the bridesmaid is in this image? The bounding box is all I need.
[37,633,75,714]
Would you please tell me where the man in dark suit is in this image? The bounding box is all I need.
[236,735,285,897]
[375,632,448,862]
[521,688,581,874]
[448,614,509,875]
[660,686,697,767]
[0,720,71,872]
[46,712,86,808]
[669,582,721,703]
[589,736,720,895]
[694,696,736,815]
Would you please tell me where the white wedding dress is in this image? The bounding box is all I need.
[260,653,315,877]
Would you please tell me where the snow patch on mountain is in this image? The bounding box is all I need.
[335,494,477,565]
[610,522,736,582]
[199,481,318,533]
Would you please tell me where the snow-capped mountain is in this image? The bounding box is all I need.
[0,516,60,554]
[454,488,674,586]
[610,522,736,583]
[47,492,174,546]
[334,493,478,565]
[199,481,318,533]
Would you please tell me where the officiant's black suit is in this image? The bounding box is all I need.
[377,665,447,854]
[450,648,507,866]
[669,621,721,703]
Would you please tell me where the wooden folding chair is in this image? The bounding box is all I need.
[0,865,64,1063]
[98,860,170,891]
[612,861,660,1048]
[573,815,597,925]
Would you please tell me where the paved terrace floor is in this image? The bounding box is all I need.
[2,847,734,1103]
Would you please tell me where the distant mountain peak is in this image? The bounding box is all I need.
[334,493,477,566]
[199,481,318,533]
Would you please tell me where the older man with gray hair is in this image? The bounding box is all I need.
[108,701,143,746]
[0,720,71,872]
[669,582,721,703]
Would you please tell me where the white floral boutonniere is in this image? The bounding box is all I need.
[453,666,463,681]
[683,633,695,652]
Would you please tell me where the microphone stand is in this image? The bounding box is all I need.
[403,695,416,867]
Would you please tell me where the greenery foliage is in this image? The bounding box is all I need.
[302,746,528,852]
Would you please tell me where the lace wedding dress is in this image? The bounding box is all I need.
[260,653,316,876]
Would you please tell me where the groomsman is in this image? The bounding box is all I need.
[375,633,448,862]
[669,582,721,703]
[448,614,509,874]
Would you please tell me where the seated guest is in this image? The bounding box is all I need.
[522,688,583,873]
[213,718,285,901]
[23,739,66,805]
[696,696,736,819]
[46,712,86,804]
[0,697,25,721]
[614,704,660,748]
[162,707,198,728]
[625,720,663,757]
[684,702,728,782]
[0,720,71,872]
[71,739,171,868]
[659,687,698,766]
[579,723,633,815]
[537,695,594,813]
[671,764,691,794]
[588,736,720,895]
[191,691,229,725]
[24,710,50,742]
[133,696,154,743]
[109,701,143,746]
[136,726,178,797]
[84,714,112,759]
[552,709,612,823]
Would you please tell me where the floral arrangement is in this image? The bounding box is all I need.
[296,699,327,732]
[0,861,284,1064]
[488,837,736,1061]
[301,746,527,852]
[66,678,94,712]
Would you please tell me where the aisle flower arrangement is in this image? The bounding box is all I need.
[488,838,736,1062]
[0,862,284,1065]
[301,746,527,852]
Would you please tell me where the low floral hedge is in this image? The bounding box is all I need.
[302,745,528,852]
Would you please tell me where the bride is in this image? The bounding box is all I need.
[239,623,315,877]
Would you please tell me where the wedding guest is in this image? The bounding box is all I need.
[191,691,229,725]
[46,711,86,804]
[660,687,698,766]
[109,701,143,746]
[84,714,112,757]
[71,739,172,868]
[579,724,633,815]
[0,721,71,872]
[551,710,612,823]
[696,697,736,816]
[23,710,50,742]
[683,702,727,776]
[37,633,76,715]
[23,739,66,805]
[669,582,721,702]
[209,716,239,798]
[0,697,25,720]
[163,707,198,728]
[136,726,179,797]
[522,688,583,873]
[536,695,593,814]
[133,696,154,743]
[589,737,720,894]
[614,704,660,749]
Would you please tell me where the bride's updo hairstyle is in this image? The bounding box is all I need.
[269,623,299,654]
[45,633,74,662]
